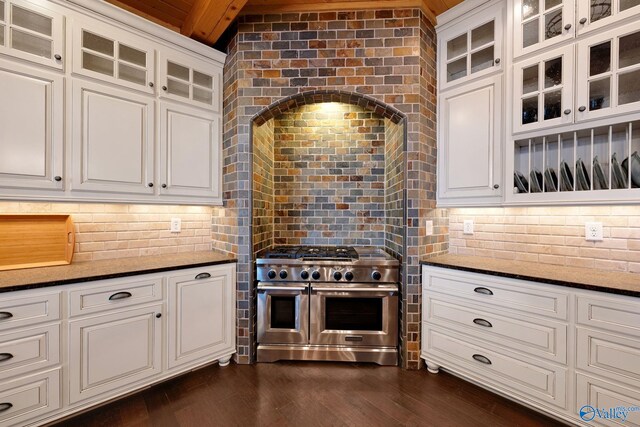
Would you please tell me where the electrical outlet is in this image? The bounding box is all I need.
[463,220,474,235]
[170,218,181,233]
[425,220,434,236]
[585,222,603,241]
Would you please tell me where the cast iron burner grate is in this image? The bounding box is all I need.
[262,246,359,260]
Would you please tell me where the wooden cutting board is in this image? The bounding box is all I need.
[0,215,75,271]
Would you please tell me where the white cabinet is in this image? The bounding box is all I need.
[0,0,64,70]
[513,0,575,58]
[158,50,221,112]
[0,59,63,191]
[71,14,155,94]
[167,264,235,370]
[438,73,503,204]
[68,304,163,404]
[159,102,222,201]
[438,1,504,90]
[576,0,640,35]
[71,79,155,195]
[0,368,61,426]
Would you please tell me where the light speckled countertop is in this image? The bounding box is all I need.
[0,251,236,292]
[421,254,640,297]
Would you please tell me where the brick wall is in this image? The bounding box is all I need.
[449,206,640,273]
[252,120,275,256]
[0,202,216,261]
[221,8,441,368]
[385,119,404,261]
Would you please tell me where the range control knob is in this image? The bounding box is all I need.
[333,271,342,281]
[344,271,354,281]
[311,270,321,280]
[267,270,276,279]
[372,271,382,281]
[300,270,309,280]
[279,270,288,279]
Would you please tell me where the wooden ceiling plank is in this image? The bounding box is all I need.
[182,0,247,44]
[204,0,249,44]
[108,0,187,27]
[105,0,182,31]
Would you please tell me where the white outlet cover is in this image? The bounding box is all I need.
[425,220,434,236]
[585,222,603,241]
[463,220,474,235]
[170,218,182,233]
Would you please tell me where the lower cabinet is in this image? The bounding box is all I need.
[422,265,640,427]
[0,369,61,426]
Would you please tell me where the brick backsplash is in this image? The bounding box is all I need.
[449,206,640,273]
[0,202,216,261]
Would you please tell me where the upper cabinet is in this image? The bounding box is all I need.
[513,0,575,58]
[72,14,155,94]
[439,3,504,90]
[0,0,64,70]
[159,51,221,112]
[576,0,640,35]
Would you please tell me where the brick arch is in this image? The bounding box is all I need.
[251,90,407,126]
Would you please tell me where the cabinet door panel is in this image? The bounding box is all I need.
[513,0,575,58]
[577,0,640,35]
[0,60,63,190]
[167,265,235,369]
[439,74,502,200]
[68,305,162,404]
[72,80,154,195]
[0,368,61,426]
[160,102,221,201]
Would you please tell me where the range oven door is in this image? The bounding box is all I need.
[257,283,309,345]
[309,284,398,347]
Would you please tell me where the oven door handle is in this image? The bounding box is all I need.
[312,286,398,293]
[257,285,308,292]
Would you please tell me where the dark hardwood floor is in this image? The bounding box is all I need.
[51,362,566,427]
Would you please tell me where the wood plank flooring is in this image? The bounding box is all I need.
[50,362,566,427]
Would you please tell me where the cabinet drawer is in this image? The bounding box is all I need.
[576,373,640,427]
[424,295,567,363]
[0,292,61,332]
[577,295,640,338]
[577,327,640,387]
[0,368,61,426]
[0,324,60,381]
[422,267,568,320]
[422,324,567,409]
[69,276,163,317]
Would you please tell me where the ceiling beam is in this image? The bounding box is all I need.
[181,0,248,44]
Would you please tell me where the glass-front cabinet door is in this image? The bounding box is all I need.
[513,45,574,133]
[577,0,640,35]
[438,2,503,90]
[513,0,575,58]
[0,0,64,69]
[576,23,640,121]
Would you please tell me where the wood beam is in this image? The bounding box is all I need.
[106,0,181,32]
[181,0,248,44]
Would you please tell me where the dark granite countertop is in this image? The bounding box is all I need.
[0,251,237,293]
[421,254,640,297]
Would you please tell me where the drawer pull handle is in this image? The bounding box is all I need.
[0,312,13,320]
[109,291,132,301]
[472,354,492,365]
[345,336,363,342]
[0,403,12,412]
[0,353,13,362]
[473,318,493,328]
[195,272,211,280]
[473,287,493,296]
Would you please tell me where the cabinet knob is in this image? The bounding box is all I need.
[494,58,500,64]
[54,54,62,61]
[0,403,12,413]
[54,176,62,182]
[0,353,14,362]
[564,23,572,30]
[579,17,587,24]
[148,182,154,187]
[578,105,587,112]
[162,184,167,188]
[162,86,168,91]
[156,313,162,318]
[472,354,492,365]
[0,312,13,320]
[149,82,154,87]
[564,109,572,115]
[493,184,499,189]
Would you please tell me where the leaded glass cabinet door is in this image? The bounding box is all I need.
[514,0,575,58]
[438,2,504,91]
[0,0,64,70]
[576,23,640,121]
[513,45,574,133]
[577,0,640,35]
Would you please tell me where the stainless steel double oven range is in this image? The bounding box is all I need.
[256,246,400,365]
